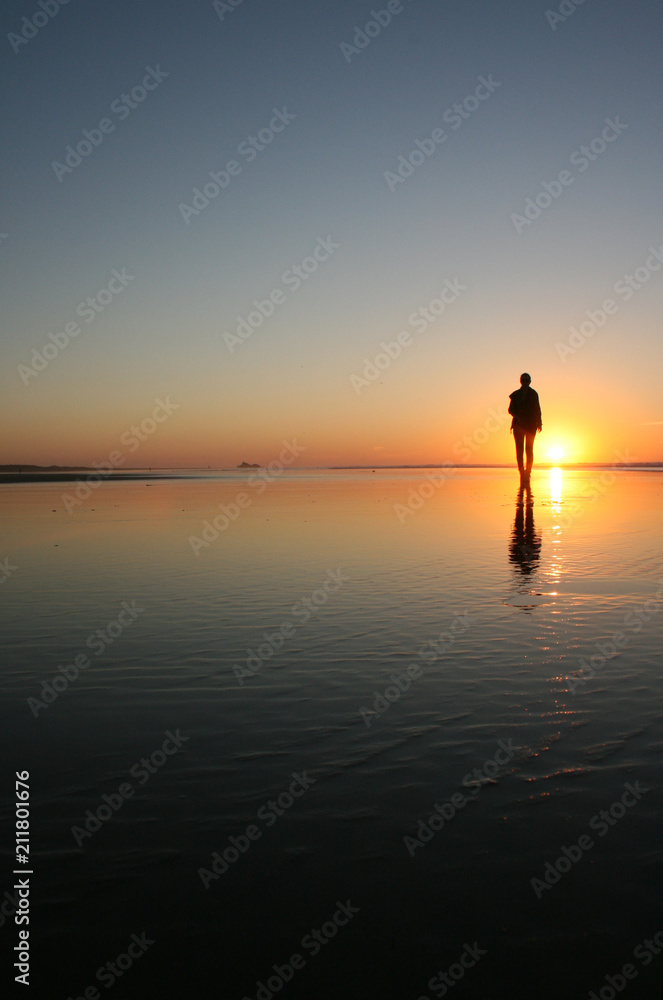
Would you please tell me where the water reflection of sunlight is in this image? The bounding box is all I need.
[548,467,563,587]
[549,467,562,507]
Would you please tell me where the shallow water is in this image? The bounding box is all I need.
[1,468,662,998]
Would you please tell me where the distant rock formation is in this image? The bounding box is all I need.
[237,461,260,468]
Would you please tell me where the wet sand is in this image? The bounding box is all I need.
[2,468,662,998]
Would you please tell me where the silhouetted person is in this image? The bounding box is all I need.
[508,482,541,576]
[508,373,542,482]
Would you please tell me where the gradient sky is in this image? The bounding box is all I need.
[2,0,662,467]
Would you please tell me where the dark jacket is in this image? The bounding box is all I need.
[508,386,542,433]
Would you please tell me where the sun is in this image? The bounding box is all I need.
[547,445,565,462]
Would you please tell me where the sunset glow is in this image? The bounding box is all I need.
[4,3,663,996]
[2,1,661,472]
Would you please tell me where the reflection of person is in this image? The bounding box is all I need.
[509,483,541,576]
[508,373,542,480]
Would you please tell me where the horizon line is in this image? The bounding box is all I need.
[1,462,662,473]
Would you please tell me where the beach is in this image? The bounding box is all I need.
[2,467,662,998]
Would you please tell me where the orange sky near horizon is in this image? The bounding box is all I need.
[5,372,660,469]
[6,253,662,469]
[5,313,663,468]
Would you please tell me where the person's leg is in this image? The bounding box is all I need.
[513,426,525,473]
[525,431,535,474]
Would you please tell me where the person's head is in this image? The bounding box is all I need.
[520,372,531,387]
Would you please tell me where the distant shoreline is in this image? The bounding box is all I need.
[2,462,662,471]
[0,462,661,485]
